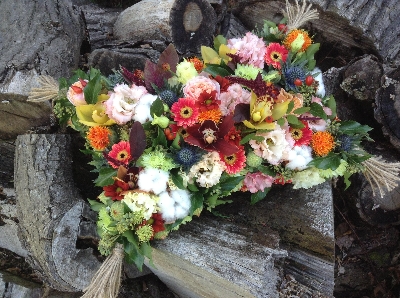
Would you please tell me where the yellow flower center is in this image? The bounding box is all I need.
[180,107,193,119]
[291,128,303,140]
[117,150,129,160]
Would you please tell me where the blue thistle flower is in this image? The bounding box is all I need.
[282,63,306,91]
[159,90,179,108]
[338,134,353,152]
[174,145,203,171]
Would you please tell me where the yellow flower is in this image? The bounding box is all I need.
[76,94,115,126]
[201,44,237,65]
[243,92,289,130]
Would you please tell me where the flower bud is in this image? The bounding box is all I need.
[151,114,170,128]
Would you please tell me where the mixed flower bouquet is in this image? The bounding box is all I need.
[25,1,399,296]
[51,9,376,271]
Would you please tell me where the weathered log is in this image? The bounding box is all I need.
[14,134,100,292]
[14,134,150,292]
[113,0,217,55]
[0,141,15,189]
[149,182,335,297]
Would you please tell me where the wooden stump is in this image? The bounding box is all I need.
[113,0,217,54]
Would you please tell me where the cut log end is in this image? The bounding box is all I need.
[171,0,217,54]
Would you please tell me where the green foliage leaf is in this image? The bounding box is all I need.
[250,188,270,205]
[310,102,327,120]
[286,114,304,128]
[94,167,117,186]
[214,35,227,51]
[84,72,102,104]
[190,191,204,215]
[258,165,276,176]
[276,117,285,127]
[204,64,233,77]
[124,240,145,271]
[219,176,244,194]
[170,169,185,189]
[140,242,155,268]
[87,199,105,212]
[307,152,341,170]
[286,100,295,114]
[240,133,264,145]
[338,120,373,135]
[293,107,310,115]
[326,95,337,119]
[153,127,167,147]
[150,97,165,117]
[343,171,352,190]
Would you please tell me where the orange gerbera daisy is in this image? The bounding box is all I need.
[87,126,111,150]
[311,131,335,156]
[283,29,312,52]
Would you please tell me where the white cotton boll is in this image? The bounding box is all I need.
[138,168,169,194]
[133,94,157,123]
[158,192,176,223]
[286,146,313,170]
[312,67,325,98]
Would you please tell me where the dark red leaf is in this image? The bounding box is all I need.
[129,122,147,160]
[233,103,250,123]
[158,43,179,73]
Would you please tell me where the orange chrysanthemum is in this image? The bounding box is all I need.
[198,108,222,124]
[283,29,312,52]
[87,126,111,150]
[188,57,204,72]
[311,131,335,156]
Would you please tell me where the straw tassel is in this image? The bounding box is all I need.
[82,243,125,298]
[362,156,400,198]
[27,75,59,103]
[283,0,319,31]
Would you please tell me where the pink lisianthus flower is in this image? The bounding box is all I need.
[183,75,220,100]
[67,79,88,106]
[104,84,148,124]
[227,32,266,68]
[243,172,274,193]
[219,83,251,116]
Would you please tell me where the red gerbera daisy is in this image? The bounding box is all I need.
[103,179,130,201]
[290,121,312,146]
[171,97,199,127]
[108,141,132,169]
[264,42,288,69]
[219,146,246,174]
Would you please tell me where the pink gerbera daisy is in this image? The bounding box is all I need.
[264,43,288,69]
[171,97,199,127]
[107,141,131,169]
[219,146,246,174]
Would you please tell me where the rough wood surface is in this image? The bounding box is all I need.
[113,0,217,55]
[14,134,100,292]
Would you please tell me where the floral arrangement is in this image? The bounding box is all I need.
[27,0,400,296]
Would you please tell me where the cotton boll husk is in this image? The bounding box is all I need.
[311,67,325,97]
[138,168,169,194]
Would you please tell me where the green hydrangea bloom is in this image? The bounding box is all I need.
[291,167,325,189]
[318,160,348,179]
[136,225,154,242]
[110,201,125,221]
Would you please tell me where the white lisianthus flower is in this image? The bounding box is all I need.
[291,167,325,189]
[133,93,157,123]
[188,152,226,188]
[249,125,293,165]
[286,145,313,170]
[104,84,147,124]
[138,167,169,195]
[122,192,158,220]
[158,189,191,223]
